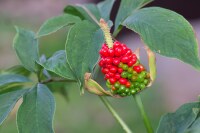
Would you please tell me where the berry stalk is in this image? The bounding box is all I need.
[99,96,133,133]
[134,94,154,133]
[100,19,113,48]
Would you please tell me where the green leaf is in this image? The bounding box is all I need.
[122,7,200,69]
[0,89,27,125]
[185,110,200,133]
[13,27,39,72]
[37,14,81,37]
[64,5,95,22]
[185,127,200,133]
[17,84,55,133]
[84,4,101,20]
[156,102,200,133]
[64,0,115,23]
[37,50,75,80]
[0,74,30,88]
[115,0,153,31]
[97,0,115,21]
[3,65,31,76]
[65,21,104,93]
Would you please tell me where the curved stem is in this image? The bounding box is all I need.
[113,26,123,38]
[133,94,154,133]
[99,96,133,133]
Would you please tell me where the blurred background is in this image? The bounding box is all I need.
[0,0,200,133]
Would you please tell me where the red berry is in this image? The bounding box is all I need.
[99,49,109,57]
[132,54,137,59]
[128,58,137,66]
[111,86,116,91]
[105,74,110,79]
[106,64,112,69]
[125,82,131,88]
[105,57,113,64]
[133,66,142,73]
[110,66,117,73]
[99,60,104,67]
[102,44,108,49]
[114,47,123,56]
[114,73,121,80]
[128,60,134,67]
[113,41,121,48]
[109,78,116,84]
[125,49,132,56]
[113,58,120,66]
[117,68,123,73]
[139,65,145,71]
[119,78,127,85]
[121,44,128,54]
[102,68,109,74]
[121,56,129,63]
[132,58,137,65]
[108,72,115,77]
[108,49,115,57]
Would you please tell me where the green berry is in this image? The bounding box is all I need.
[127,73,133,79]
[114,82,120,89]
[106,82,112,88]
[143,79,149,85]
[118,62,123,68]
[135,88,140,92]
[125,88,129,93]
[131,75,137,82]
[136,76,145,82]
[130,89,136,95]
[107,79,111,84]
[132,71,137,75]
[120,93,127,97]
[127,67,133,73]
[130,84,134,89]
[122,64,128,70]
[140,71,147,77]
[134,82,140,87]
[138,74,144,79]
[121,71,128,78]
[118,85,126,93]
[140,84,146,89]
[127,92,131,96]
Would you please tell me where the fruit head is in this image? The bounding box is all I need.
[99,41,150,97]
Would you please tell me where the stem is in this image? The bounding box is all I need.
[99,96,133,133]
[37,70,42,82]
[133,95,154,133]
[113,26,123,38]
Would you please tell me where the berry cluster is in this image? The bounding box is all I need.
[99,41,150,97]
